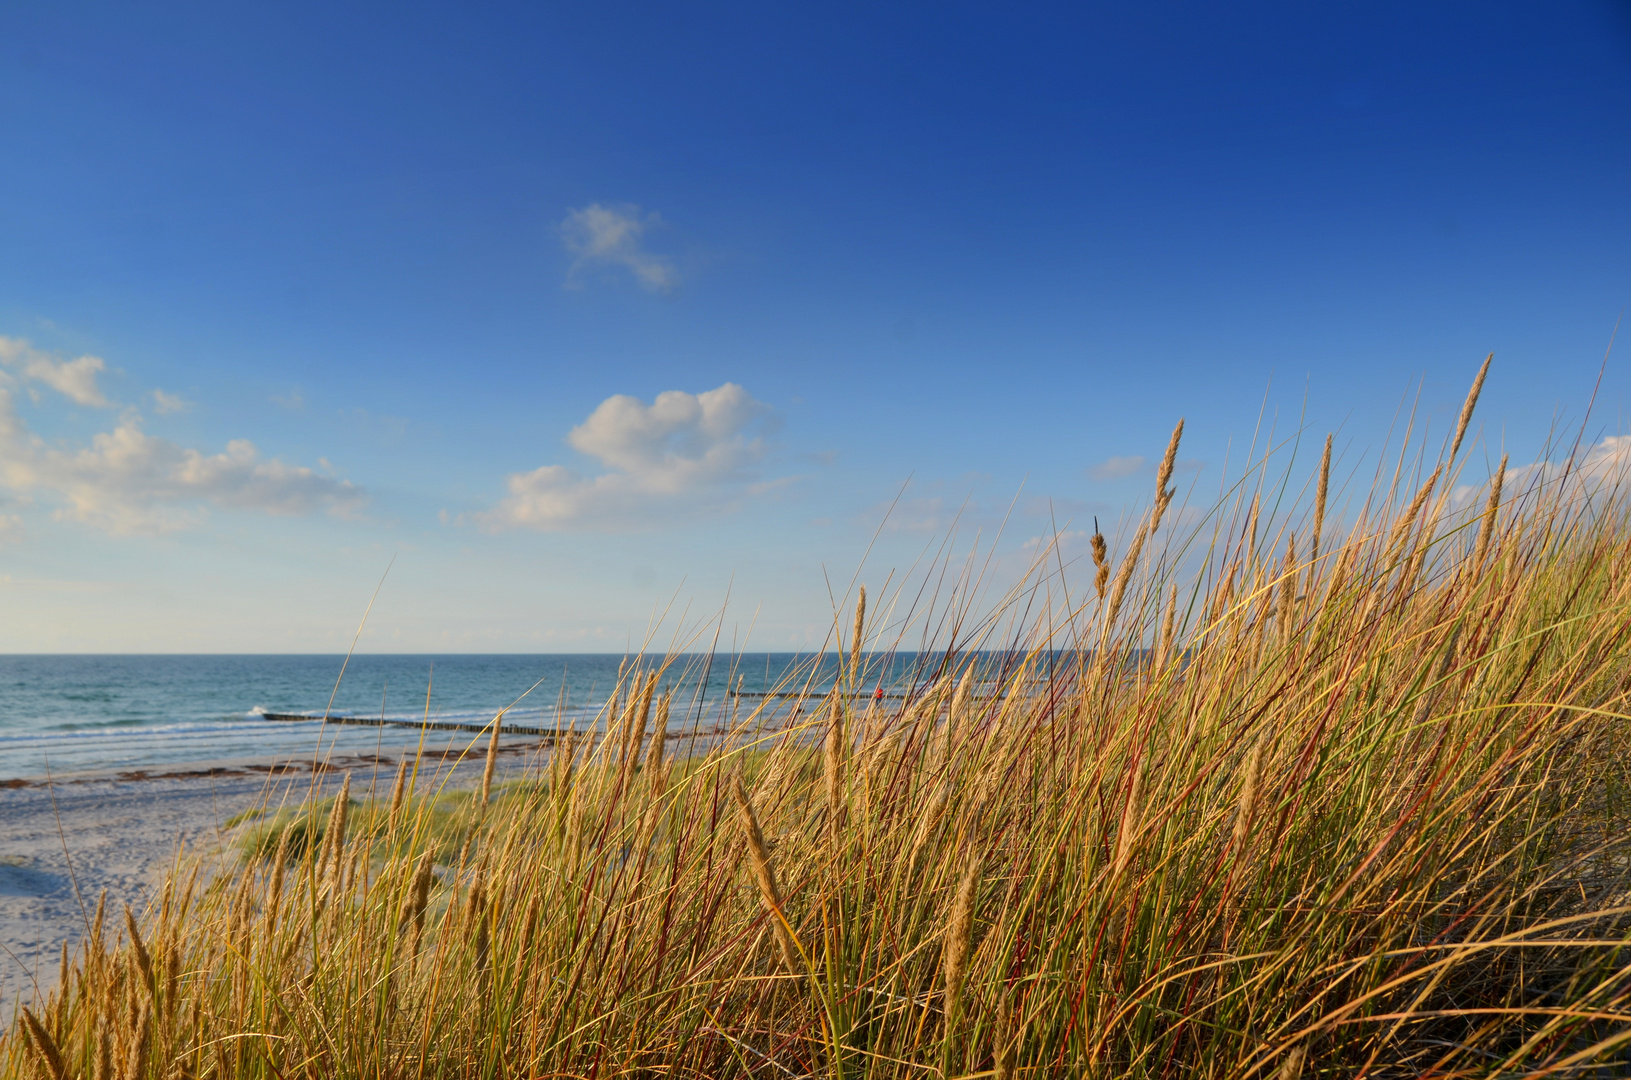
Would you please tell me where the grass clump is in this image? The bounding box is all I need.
[13,364,1631,1077]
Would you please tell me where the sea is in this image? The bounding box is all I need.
[0,653,947,781]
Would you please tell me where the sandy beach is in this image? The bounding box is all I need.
[0,747,543,1014]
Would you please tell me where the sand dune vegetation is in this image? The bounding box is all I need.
[14,365,1631,1078]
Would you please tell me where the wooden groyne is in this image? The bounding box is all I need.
[258,712,560,739]
[726,690,912,701]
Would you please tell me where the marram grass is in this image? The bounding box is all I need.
[15,373,1631,1078]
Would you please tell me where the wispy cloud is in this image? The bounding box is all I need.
[1087,452,1203,484]
[1087,455,1147,481]
[561,203,678,294]
[854,484,989,534]
[151,389,192,414]
[0,390,363,535]
[0,336,110,407]
[1021,495,1105,518]
[873,496,959,533]
[479,383,777,531]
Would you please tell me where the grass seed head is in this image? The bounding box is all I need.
[1091,519,1109,601]
[731,772,799,970]
[1156,583,1178,671]
[824,692,846,830]
[1246,492,1261,564]
[1277,533,1296,641]
[1474,454,1507,568]
[1451,352,1493,461]
[1105,518,1149,630]
[646,689,671,776]
[128,1000,151,1078]
[627,670,656,770]
[1389,464,1443,556]
[944,856,982,1020]
[1113,760,1145,881]
[96,1020,111,1080]
[850,585,867,678]
[326,772,352,880]
[1152,417,1185,533]
[481,712,502,805]
[388,758,409,824]
[123,904,153,996]
[948,661,975,753]
[1313,433,1332,566]
[21,1007,65,1080]
[404,849,435,947]
[1233,738,1266,853]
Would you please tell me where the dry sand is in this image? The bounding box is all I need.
[0,747,544,1015]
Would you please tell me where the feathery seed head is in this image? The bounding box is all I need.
[1091,519,1109,601]
[1313,434,1332,567]
[128,1001,152,1080]
[22,1007,66,1080]
[1105,519,1149,630]
[1278,534,1297,641]
[1152,417,1185,533]
[1112,761,1145,880]
[944,856,982,1021]
[1156,583,1178,671]
[1451,353,1493,462]
[481,713,502,805]
[1390,465,1443,555]
[1233,738,1266,852]
[388,758,409,823]
[851,585,867,677]
[825,691,846,830]
[326,773,352,878]
[1474,454,1507,569]
[646,689,671,776]
[731,772,799,970]
[124,904,153,994]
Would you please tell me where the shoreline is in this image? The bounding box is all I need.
[0,737,555,789]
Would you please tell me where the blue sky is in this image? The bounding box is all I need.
[0,1,1627,652]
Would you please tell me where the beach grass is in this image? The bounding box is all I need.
[12,366,1631,1077]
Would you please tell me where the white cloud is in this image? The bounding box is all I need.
[1580,435,1631,483]
[0,336,110,407]
[561,203,678,294]
[1496,436,1631,501]
[0,390,363,535]
[151,389,192,414]
[1445,436,1631,521]
[1088,455,1147,481]
[480,383,775,531]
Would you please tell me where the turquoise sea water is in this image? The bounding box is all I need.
[0,653,943,780]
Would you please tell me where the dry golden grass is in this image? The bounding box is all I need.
[11,365,1631,1077]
